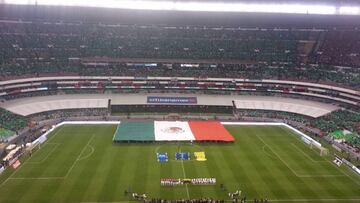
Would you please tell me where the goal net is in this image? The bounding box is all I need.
[309,141,328,156]
[26,142,41,155]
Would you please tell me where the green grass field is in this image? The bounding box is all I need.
[0,124,360,203]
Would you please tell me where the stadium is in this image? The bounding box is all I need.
[0,0,360,202]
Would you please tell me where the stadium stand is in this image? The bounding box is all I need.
[314,110,360,134]
[0,108,28,131]
[0,4,359,202]
[0,128,15,142]
[0,3,358,170]
[0,20,359,88]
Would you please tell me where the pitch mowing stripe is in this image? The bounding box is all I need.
[77,126,116,202]
[95,126,124,198]
[252,137,316,198]
[64,134,100,202]
[222,128,260,198]
[257,127,345,199]
[5,126,66,203]
[0,126,65,187]
[108,143,136,200]
[101,145,131,201]
[133,145,151,195]
[268,125,343,187]
[144,145,161,199]
[256,129,324,196]
[128,145,146,193]
[65,132,96,178]
[48,127,101,202]
[281,141,336,177]
[245,128,293,199]
[192,148,221,199]
[324,158,360,186]
[220,146,261,198]
[254,126,322,200]
[180,157,190,198]
[269,125,360,198]
[243,128,292,199]
[82,132,115,201]
[202,146,227,199]
[26,143,60,164]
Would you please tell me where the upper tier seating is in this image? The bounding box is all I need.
[0,20,359,88]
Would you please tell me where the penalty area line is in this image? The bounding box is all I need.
[64,133,96,178]
[255,134,345,178]
[26,143,60,164]
[0,127,65,188]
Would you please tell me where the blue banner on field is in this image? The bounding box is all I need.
[147,96,197,104]
[157,152,168,163]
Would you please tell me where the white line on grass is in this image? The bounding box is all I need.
[26,143,60,164]
[0,126,64,187]
[181,159,190,199]
[179,149,190,199]
[77,145,95,161]
[64,133,96,178]
[8,177,64,180]
[255,134,345,178]
[261,145,276,160]
[325,159,360,186]
[291,143,327,163]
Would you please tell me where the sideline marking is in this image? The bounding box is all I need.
[261,145,277,160]
[179,149,190,199]
[255,134,344,178]
[77,145,95,161]
[65,133,96,178]
[291,143,327,163]
[26,143,60,164]
[0,126,65,187]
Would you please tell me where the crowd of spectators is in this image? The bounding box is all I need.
[312,30,360,67]
[1,63,359,89]
[30,108,108,121]
[0,21,359,88]
[314,110,360,135]
[238,109,360,148]
[239,109,359,134]
[0,108,28,132]
[0,22,300,62]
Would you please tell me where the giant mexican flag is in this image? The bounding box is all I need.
[113,121,234,142]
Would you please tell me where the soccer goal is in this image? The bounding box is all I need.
[309,141,329,156]
[26,142,41,154]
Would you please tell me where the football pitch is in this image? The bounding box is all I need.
[0,124,360,203]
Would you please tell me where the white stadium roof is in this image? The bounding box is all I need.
[2,0,360,15]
